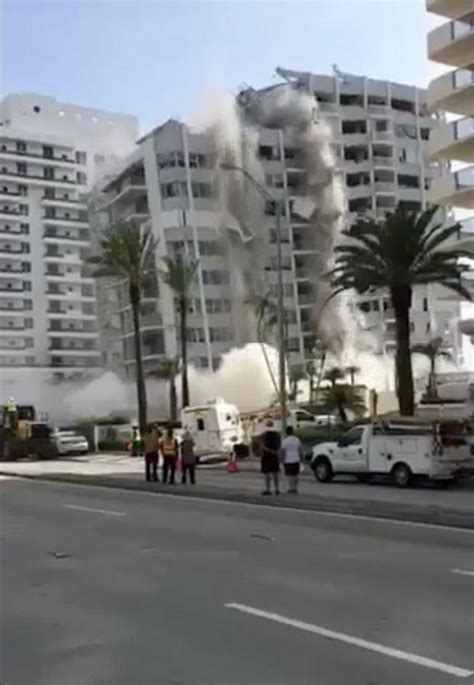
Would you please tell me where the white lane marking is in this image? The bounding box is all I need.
[15,477,474,535]
[64,504,125,517]
[225,603,473,679]
[452,569,474,577]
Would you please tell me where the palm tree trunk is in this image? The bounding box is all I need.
[391,286,414,416]
[309,372,315,404]
[180,296,190,408]
[170,377,178,421]
[130,287,147,437]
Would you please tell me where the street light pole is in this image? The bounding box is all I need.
[220,162,287,435]
[275,200,287,435]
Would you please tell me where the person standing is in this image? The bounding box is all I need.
[160,427,179,484]
[144,424,159,482]
[180,430,196,485]
[260,419,281,495]
[281,425,303,493]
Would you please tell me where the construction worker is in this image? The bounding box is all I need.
[131,426,142,457]
[5,397,18,436]
[159,427,179,484]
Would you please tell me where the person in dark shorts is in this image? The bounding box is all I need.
[144,424,159,482]
[281,425,303,493]
[260,419,281,495]
[180,430,196,484]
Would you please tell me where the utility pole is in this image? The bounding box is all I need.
[275,200,287,435]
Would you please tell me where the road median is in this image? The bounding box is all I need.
[2,469,473,530]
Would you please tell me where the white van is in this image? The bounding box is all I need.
[181,398,245,458]
[311,421,473,487]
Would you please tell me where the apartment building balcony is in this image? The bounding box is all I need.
[42,196,87,210]
[427,0,473,19]
[46,310,96,320]
[429,164,474,207]
[346,184,373,200]
[427,14,474,67]
[372,155,396,169]
[427,67,474,115]
[429,116,474,162]
[100,175,147,209]
[0,145,76,166]
[0,207,22,219]
[121,207,150,224]
[0,244,25,255]
[341,133,369,146]
[47,327,97,337]
[43,230,90,247]
[0,170,77,189]
[43,216,89,228]
[0,282,24,293]
[0,266,25,277]
[374,181,397,193]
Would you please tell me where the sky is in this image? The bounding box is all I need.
[3,0,438,135]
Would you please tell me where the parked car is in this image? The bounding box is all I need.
[54,430,89,456]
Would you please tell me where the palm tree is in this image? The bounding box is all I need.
[328,206,471,415]
[346,365,361,386]
[90,222,157,437]
[160,255,199,408]
[322,384,367,423]
[148,357,180,420]
[323,366,347,388]
[412,337,452,399]
[248,292,279,394]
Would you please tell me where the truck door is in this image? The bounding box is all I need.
[337,426,366,472]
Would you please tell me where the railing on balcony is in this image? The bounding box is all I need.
[455,116,474,140]
[0,148,75,163]
[0,170,76,184]
[455,165,474,189]
[454,68,474,90]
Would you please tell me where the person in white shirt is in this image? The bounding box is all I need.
[281,425,303,493]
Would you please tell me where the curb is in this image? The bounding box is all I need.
[2,470,474,530]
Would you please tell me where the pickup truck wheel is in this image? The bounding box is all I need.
[313,457,334,483]
[392,463,412,488]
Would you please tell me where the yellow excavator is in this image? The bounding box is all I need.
[0,402,58,461]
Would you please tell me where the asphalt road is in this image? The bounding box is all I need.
[1,477,473,685]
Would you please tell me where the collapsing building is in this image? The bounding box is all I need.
[95,67,445,378]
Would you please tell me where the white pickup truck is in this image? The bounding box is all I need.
[311,422,473,487]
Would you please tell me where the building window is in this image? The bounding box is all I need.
[44,167,55,180]
[25,317,33,328]
[423,297,428,312]
[20,223,29,234]
[202,270,229,285]
[16,141,26,153]
[43,146,53,159]
[21,242,30,253]
[17,162,27,176]
[75,151,87,165]
[18,184,27,196]
[156,151,185,169]
[191,182,212,199]
[161,181,187,199]
[76,171,87,185]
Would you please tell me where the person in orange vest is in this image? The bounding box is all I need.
[159,426,179,484]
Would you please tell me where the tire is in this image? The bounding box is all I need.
[313,457,334,483]
[356,473,373,484]
[392,462,412,488]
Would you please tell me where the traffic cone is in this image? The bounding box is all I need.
[227,450,239,473]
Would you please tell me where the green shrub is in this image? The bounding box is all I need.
[98,439,128,452]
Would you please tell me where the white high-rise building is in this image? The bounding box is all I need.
[426,0,474,353]
[0,94,137,384]
[98,69,456,378]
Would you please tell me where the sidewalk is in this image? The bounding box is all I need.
[1,453,473,528]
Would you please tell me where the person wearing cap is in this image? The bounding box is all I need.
[260,419,281,495]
